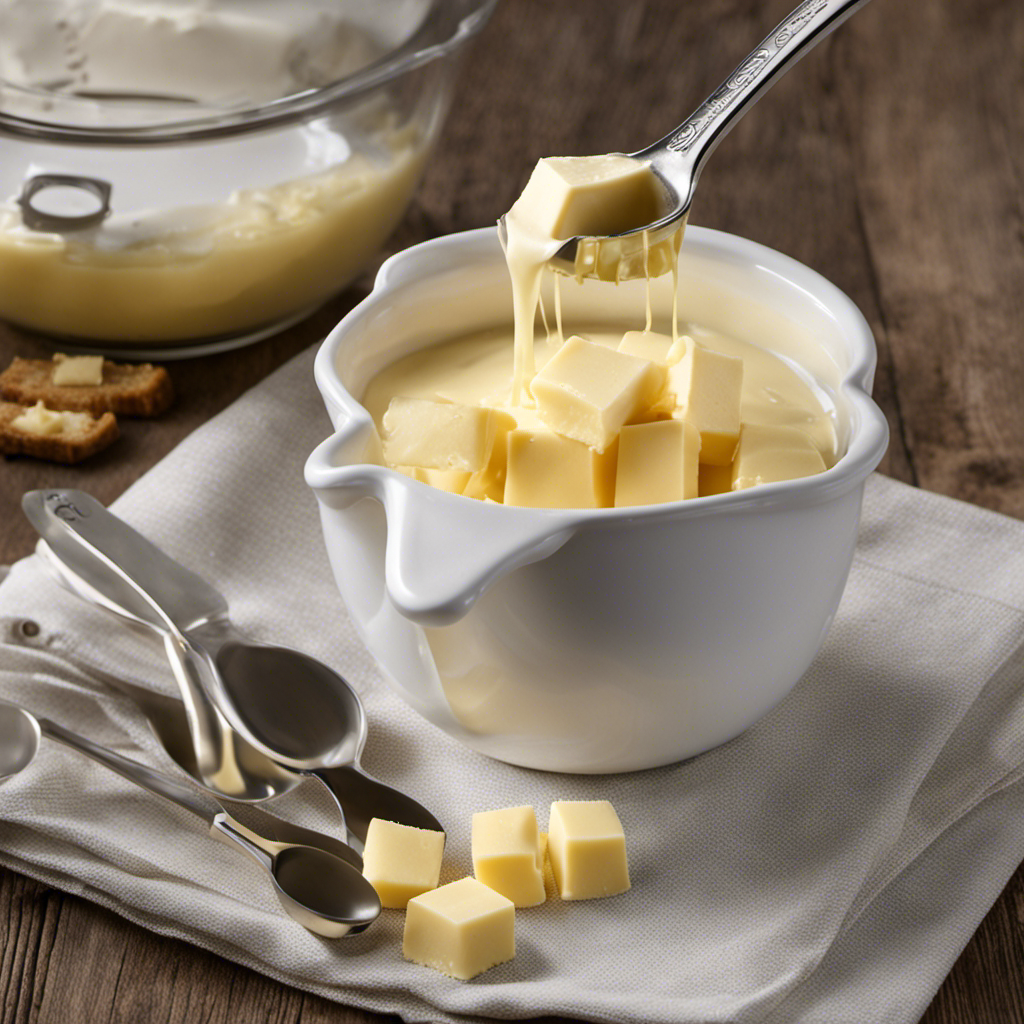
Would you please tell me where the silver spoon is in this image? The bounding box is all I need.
[0,699,381,937]
[23,491,289,805]
[23,489,443,852]
[499,0,872,278]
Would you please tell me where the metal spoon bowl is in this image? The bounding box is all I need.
[0,700,380,937]
[498,0,872,279]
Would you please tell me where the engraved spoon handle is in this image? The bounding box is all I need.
[640,0,872,204]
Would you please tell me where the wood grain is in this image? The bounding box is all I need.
[1,0,1022,1020]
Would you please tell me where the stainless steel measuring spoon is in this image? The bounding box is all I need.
[0,699,381,937]
[498,0,872,278]
[23,489,443,852]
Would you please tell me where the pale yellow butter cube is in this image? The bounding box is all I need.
[462,410,517,502]
[52,353,104,386]
[396,465,473,495]
[668,342,744,466]
[532,336,665,451]
[614,419,700,507]
[698,461,734,497]
[382,397,500,473]
[548,800,630,901]
[539,831,558,899]
[504,428,617,509]
[731,423,827,490]
[472,805,546,907]
[511,154,662,240]
[361,818,445,910]
[403,877,515,980]
[617,330,686,367]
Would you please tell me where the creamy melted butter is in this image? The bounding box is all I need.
[368,152,835,507]
[363,324,837,466]
[0,127,425,342]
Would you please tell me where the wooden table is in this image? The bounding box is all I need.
[1,1,1021,1020]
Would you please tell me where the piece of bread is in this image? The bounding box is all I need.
[0,356,173,417]
[0,400,119,463]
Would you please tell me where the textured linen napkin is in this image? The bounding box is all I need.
[2,343,1024,1024]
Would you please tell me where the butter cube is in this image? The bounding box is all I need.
[403,877,515,980]
[504,428,617,509]
[532,336,665,451]
[539,832,558,899]
[511,155,662,240]
[382,397,501,473]
[548,800,630,901]
[698,461,734,497]
[396,465,472,495]
[361,818,446,910]
[462,410,517,502]
[731,423,826,490]
[472,805,546,907]
[668,342,744,466]
[52,353,104,386]
[617,330,686,367]
[614,419,700,507]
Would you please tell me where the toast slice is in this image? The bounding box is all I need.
[0,400,119,463]
[0,356,173,417]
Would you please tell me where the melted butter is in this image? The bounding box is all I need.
[362,324,837,467]
[0,126,425,343]
[366,151,835,506]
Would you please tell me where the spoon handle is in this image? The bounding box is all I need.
[642,0,872,193]
[24,491,251,793]
[35,716,217,823]
[22,489,229,634]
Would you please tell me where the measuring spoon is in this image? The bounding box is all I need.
[0,699,380,937]
[23,490,443,850]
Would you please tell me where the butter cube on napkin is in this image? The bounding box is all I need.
[615,419,701,506]
[731,422,826,490]
[361,818,445,910]
[504,428,618,508]
[548,800,630,901]
[382,397,503,473]
[532,336,664,451]
[403,877,515,980]
[668,342,744,466]
[472,805,546,907]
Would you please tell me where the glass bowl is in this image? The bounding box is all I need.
[0,0,497,356]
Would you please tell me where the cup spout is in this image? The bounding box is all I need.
[306,433,577,627]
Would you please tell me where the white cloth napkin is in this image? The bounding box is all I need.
[2,343,1023,1024]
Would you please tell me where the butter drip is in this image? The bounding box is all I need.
[501,154,676,405]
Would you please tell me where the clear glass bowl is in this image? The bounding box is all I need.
[0,0,497,355]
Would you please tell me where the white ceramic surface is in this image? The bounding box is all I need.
[305,226,889,773]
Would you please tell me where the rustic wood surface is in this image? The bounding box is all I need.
[1,0,1021,1021]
